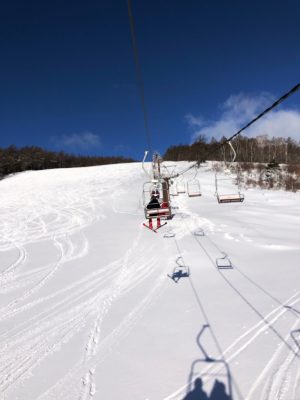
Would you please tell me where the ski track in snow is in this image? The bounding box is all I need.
[162,257,300,399]
[247,317,300,399]
[0,243,27,276]
[0,164,299,399]
[162,188,300,400]
[0,231,90,323]
[0,166,168,399]
[78,229,146,400]
[0,170,110,397]
[36,233,168,400]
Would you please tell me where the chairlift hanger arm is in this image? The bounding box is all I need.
[142,150,151,178]
[227,141,236,163]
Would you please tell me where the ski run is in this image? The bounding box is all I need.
[0,161,299,400]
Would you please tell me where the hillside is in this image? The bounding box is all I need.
[0,162,300,400]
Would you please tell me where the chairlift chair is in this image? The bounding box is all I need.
[215,141,244,204]
[215,173,245,203]
[187,179,202,197]
[186,164,201,197]
[170,181,179,196]
[176,180,186,194]
[142,181,172,220]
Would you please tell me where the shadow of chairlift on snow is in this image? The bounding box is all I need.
[164,229,176,238]
[192,228,233,271]
[194,228,205,237]
[284,305,300,316]
[168,257,190,283]
[183,325,233,400]
[216,253,233,270]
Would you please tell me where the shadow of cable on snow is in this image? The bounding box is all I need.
[192,223,296,317]
[167,220,241,399]
[203,233,300,358]
[189,230,300,358]
[291,329,300,350]
[200,230,300,321]
[182,324,233,400]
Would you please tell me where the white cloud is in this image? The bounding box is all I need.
[184,114,205,128]
[187,93,300,142]
[52,131,101,151]
[222,92,273,123]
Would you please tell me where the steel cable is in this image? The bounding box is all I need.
[224,82,300,145]
[127,0,153,155]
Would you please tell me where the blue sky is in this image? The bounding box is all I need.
[0,0,299,159]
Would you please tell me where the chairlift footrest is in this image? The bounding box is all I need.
[143,222,167,233]
[143,223,157,233]
[154,222,167,231]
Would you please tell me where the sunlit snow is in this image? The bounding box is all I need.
[0,162,299,400]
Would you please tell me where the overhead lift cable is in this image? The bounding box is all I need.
[127,0,153,155]
[214,83,300,202]
[127,1,200,178]
[223,82,300,145]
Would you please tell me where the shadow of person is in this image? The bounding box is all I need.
[182,378,209,400]
[171,270,184,283]
[209,379,231,399]
[168,269,189,283]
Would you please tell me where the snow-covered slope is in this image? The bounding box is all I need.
[0,162,299,400]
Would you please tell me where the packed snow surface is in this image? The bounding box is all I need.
[0,162,300,400]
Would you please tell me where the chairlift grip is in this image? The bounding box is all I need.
[228,141,236,163]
